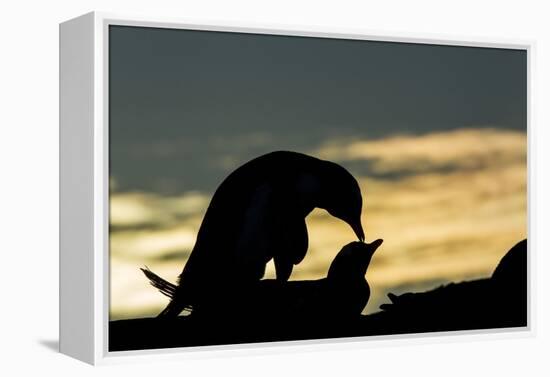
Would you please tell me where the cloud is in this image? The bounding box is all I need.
[110,191,209,229]
[110,225,197,260]
[313,128,526,174]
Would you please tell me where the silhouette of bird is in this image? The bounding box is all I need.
[242,239,383,321]
[142,151,365,318]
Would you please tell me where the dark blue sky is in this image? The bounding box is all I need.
[109,25,526,195]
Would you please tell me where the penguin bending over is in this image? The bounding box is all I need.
[142,151,365,318]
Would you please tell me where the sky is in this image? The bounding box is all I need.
[108,25,527,320]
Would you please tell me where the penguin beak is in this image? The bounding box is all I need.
[350,220,365,242]
[358,239,382,271]
[368,238,384,252]
[361,239,383,263]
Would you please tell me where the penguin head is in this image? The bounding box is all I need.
[327,239,383,281]
[318,161,365,242]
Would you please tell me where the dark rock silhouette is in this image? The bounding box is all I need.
[492,239,528,320]
[142,151,365,318]
[374,239,527,332]
[110,239,527,351]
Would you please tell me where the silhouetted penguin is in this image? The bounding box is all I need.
[244,239,383,321]
[142,151,365,317]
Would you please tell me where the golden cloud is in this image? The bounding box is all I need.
[110,191,209,228]
[314,128,526,173]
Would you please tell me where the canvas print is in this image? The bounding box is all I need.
[107,25,527,351]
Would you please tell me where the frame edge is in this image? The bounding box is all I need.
[59,11,96,365]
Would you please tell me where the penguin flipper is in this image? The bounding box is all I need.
[274,256,293,282]
[273,212,309,282]
[234,184,278,281]
[236,185,309,283]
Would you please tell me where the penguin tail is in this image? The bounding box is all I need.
[140,266,177,299]
[140,267,192,318]
[156,300,187,318]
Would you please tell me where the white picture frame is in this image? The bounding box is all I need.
[59,11,533,365]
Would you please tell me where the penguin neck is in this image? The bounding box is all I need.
[327,271,368,291]
[327,258,372,285]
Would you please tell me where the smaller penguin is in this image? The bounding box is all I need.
[239,239,383,321]
[143,240,382,322]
